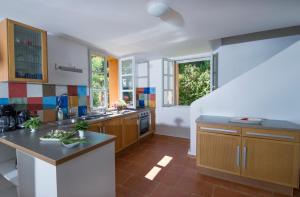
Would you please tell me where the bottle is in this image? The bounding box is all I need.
[57,108,64,121]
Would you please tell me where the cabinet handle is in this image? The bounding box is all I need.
[243,146,247,169]
[236,145,240,168]
[200,127,238,134]
[246,132,294,140]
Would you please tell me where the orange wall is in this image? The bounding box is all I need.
[108,57,119,107]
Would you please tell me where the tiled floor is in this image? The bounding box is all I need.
[116,134,300,197]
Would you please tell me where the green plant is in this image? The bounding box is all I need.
[74,120,88,131]
[24,117,41,130]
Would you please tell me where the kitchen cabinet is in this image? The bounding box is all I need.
[197,131,241,175]
[102,118,123,152]
[196,119,300,190]
[123,114,138,148]
[87,124,100,133]
[241,136,299,187]
[0,19,48,83]
[150,108,156,132]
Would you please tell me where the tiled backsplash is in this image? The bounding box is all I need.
[0,82,89,122]
[136,87,156,108]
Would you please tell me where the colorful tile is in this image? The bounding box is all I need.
[27,84,42,97]
[43,96,57,109]
[68,85,78,96]
[9,82,27,98]
[43,109,57,122]
[0,82,8,98]
[139,100,145,107]
[137,88,144,94]
[36,110,44,122]
[78,96,87,106]
[69,96,78,107]
[149,94,156,101]
[0,98,9,105]
[78,106,87,117]
[139,94,145,100]
[57,95,68,108]
[77,86,87,96]
[9,98,27,111]
[149,87,156,94]
[43,84,56,96]
[143,87,150,94]
[55,85,68,96]
[149,100,156,108]
[28,97,43,111]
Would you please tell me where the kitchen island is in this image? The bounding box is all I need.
[0,127,116,197]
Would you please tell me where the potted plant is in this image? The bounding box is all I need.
[74,120,88,139]
[114,99,127,113]
[24,117,41,133]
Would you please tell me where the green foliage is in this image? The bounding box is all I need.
[24,117,41,130]
[74,120,89,131]
[178,61,210,105]
[91,56,106,107]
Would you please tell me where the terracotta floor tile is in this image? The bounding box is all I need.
[230,182,273,197]
[122,175,159,194]
[154,170,182,186]
[175,176,214,197]
[213,186,250,197]
[116,185,146,197]
[116,169,132,185]
[150,183,190,197]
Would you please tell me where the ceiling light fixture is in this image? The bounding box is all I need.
[147,1,169,17]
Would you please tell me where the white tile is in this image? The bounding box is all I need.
[0,82,8,98]
[55,85,67,96]
[27,84,42,97]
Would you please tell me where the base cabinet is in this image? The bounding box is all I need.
[123,114,138,148]
[197,132,241,175]
[197,123,300,189]
[102,118,123,152]
[241,137,300,187]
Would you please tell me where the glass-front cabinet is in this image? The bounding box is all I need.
[0,19,48,83]
[119,56,135,108]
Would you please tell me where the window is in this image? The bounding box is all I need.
[89,52,108,109]
[119,56,135,108]
[162,59,175,106]
[162,57,212,106]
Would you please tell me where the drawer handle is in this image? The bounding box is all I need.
[243,146,247,169]
[200,127,238,134]
[246,132,295,140]
[236,145,240,168]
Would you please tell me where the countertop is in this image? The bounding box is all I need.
[196,115,300,131]
[0,126,115,166]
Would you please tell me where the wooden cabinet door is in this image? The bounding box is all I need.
[103,118,123,152]
[241,137,300,187]
[197,132,241,175]
[123,115,138,148]
[87,124,100,133]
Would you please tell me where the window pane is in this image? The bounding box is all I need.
[122,76,133,90]
[163,76,168,90]
[122,91,133,105]
[122,59,133,75]
[169,76,174,90]
[91,55,105,89]
[168,62,174,75]
[163,90,174,105]
[92,89,106,108]
[163,60,168,74]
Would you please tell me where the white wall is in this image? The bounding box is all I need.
[218,35,300,86]
[189,39,300,155]
[149,59,190,139]
[47,35,89,86]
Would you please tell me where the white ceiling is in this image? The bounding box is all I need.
[1,0,300,59]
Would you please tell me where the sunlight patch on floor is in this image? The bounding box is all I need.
[144,166,162,181]
[157,155,173,167]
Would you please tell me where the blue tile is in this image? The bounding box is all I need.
[43,96,57,109]
[143,87,150,94]
[77,86,87,96]
[139,100,145,107]
[0,98,9,105]
[78,106,87,117]
[57,95,68,108]
[149,87,156,94]
[62,107,69,118]
[78,96,87,106]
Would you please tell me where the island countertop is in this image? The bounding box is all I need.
[196,115,300,131]
[0,127,115,166]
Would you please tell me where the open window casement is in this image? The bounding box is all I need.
[162,58,176,107]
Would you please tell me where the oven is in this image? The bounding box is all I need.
[138,110,150,136]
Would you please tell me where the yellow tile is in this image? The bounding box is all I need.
[43,109,57,122]
[69,96,78,107]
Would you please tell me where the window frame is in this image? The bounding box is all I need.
[88,50,108,110]
[162,55,213,107]
[162,58,176,107]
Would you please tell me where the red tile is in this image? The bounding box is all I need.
[9,82,27,98]
[136,88,144,93]
[28,97,43,111]
[67,85,77,96]
[122,176,159,194]
[214,186,250,197]
[149,94,155,101]
[150,183,190,197]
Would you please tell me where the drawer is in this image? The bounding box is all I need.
[242,128,300,142]
[198,123,241,136]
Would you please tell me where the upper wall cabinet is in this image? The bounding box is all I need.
[0,19,48,83]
